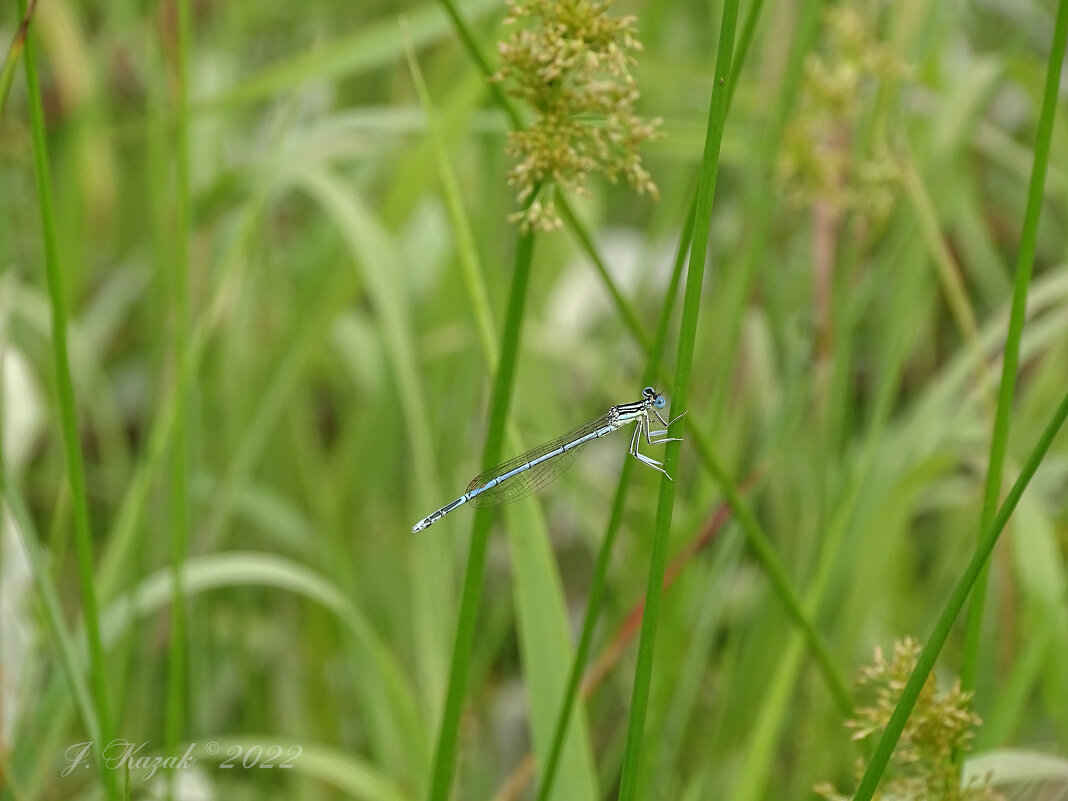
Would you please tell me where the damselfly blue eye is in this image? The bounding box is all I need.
[654,395,666,409]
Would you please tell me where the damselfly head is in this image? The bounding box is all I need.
[643,386,667,409]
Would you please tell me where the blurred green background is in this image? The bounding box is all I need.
[2,0,1068,799]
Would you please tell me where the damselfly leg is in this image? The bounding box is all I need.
[628,409,685,479]
[646,409,686,448]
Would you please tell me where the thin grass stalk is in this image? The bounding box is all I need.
[165,0,194,786]
[900,160,985,368]
[492,491,754,801]
[534,191,697,801]
[853,384,1068,800]
[727,0,764,111]
[960,0,1068,694]
[427,228,537,801]
[96,198,263,599]
[556,198,653,353]
[437,0,520,128]
[0,475,109,784]
[0,0,35,115]
[707,0,827,431]
[403,31,498,368]
[713,448,856,717]
[617,3,738,798]
[729,321,917,800]
[18,4,119,798]
[0,314,4,490]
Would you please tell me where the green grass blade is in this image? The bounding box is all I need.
[294,167,452,766]
[706,0,827,433]
[403,30,498,369]
[427,227,537,801]
[202,0,503,109]
[853,384,1068,800]
[505,501,598,801]
[96,197,266,600]
[960,0,1068,693]
[192,739,413,801]
[1,472,107,786]
[617,3,739,799]
[0,1,33,117]
[534,188,696,801]
[727,0,764,111]
[556,198,653,353]
[437,0,521,128]
[17,4,118,797]
[164,0,194,777]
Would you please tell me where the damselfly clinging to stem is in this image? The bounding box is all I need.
[411,387,685,533]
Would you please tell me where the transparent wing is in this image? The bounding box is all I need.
[468,447,584,508]
[466,414,612,508]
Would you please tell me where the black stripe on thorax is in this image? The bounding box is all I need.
[613,400,647,414]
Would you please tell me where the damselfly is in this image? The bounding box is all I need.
[411,387,685,533]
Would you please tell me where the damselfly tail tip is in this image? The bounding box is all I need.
[411,521,426,534]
